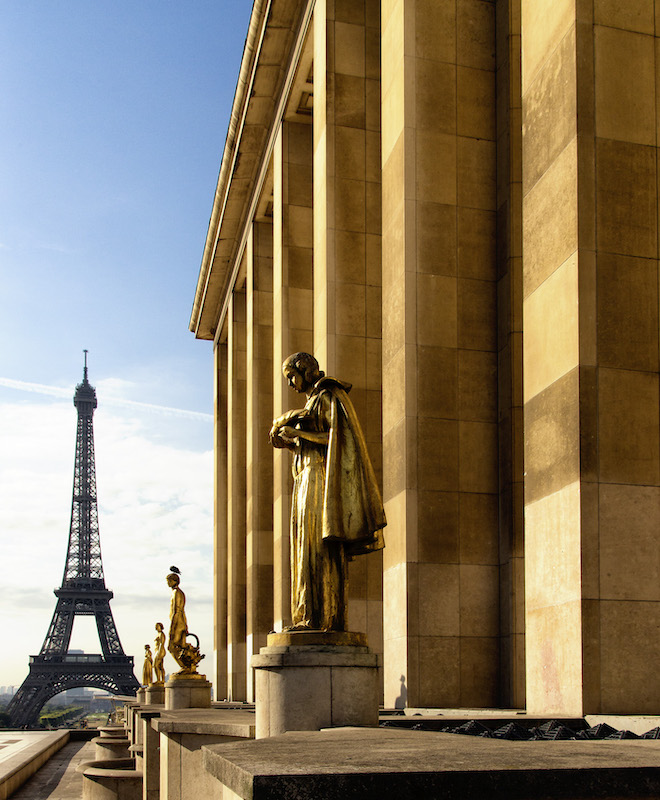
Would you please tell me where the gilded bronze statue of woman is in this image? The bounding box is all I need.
[166,572,188,671]
[142,644,153,687]
[164,568,205,676]
[269,352,386,632]
[153,622,166,684]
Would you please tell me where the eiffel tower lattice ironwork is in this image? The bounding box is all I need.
[7,354,139,727]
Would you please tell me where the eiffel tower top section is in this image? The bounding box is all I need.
[62,350,104,589]
[74,349,98,417]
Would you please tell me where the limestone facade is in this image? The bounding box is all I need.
[191,0,660,715]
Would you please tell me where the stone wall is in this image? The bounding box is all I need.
[191,0,660,716]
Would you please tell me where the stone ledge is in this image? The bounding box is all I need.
[267,631,368,647]
[82,758,137,776]
[202,727,660,800]
[136,709,161,720]
[152,707,255,738]
[0,730,69,800]
[252,650,378,668]
[263,645,371,655]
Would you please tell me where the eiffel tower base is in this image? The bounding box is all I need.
[7,656,139,728]
[165,676,212,710]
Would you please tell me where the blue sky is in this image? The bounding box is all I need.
[0,1,252,688]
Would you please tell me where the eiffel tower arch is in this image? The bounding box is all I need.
[8,354,139,727]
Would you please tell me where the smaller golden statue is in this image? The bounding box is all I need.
[142,644,153,687]
[166,566,205,677]
[152,622,166,684]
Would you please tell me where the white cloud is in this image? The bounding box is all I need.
[0,377,213,421]
[0,396,214,688]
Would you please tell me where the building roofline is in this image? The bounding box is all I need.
[190,0,311,342]
[189,0,270,340]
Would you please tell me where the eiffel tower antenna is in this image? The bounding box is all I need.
[7,355,139,727]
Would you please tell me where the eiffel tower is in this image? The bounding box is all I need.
[7,354,139,727]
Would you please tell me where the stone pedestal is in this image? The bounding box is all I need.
[251,631,379,739]
[154,708,254,800]
[136,688,147,704]
[92,734,131,762]
[146,683,165,705]
[165,675,212,710]
[81,759,142,800]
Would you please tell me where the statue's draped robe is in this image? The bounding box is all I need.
[169,588,187,648]
[142,651,153,686]
[290,377,386,630]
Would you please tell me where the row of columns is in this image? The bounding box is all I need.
[212,0,386,703]
[212,0,522,708]
[207,0,660,716]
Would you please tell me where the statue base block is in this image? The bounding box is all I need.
[145,683,165,705]
[136,687,147,704]
[165,675,212,710]
[251,631,379,739]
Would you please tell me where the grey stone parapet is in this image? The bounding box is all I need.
[203,726,660,800]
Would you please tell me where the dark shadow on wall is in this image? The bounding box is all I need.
[395,674,407,709]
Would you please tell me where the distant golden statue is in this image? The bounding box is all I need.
[142,644,153,686]
[166,568,205,676]
[153,622,166,684]
[269,352,386,631]
[167,571,188,670]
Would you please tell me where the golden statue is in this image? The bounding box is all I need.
[153,622,166,684]
[166,567,205,676]
[269,352,386,631]
[142,644,153,686]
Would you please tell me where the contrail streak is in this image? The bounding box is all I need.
[0,377,213,422]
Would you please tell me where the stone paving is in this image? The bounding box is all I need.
[0,733,63,770]
[10,740,93,800]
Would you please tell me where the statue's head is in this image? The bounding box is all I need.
[155,622,164,631]
[282,352,324,393]
[166,573,180,588]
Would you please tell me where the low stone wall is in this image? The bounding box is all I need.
[203,726,660,799]
[0,730,69,800]
[81,758,142,800]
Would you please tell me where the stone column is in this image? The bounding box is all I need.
[246,221,274,701]
[272,120,314,631]
[522,2,660,715]
[227,288,247,700]
[313,0,384,654]
[381,0,499,708]
[213,342,228,699]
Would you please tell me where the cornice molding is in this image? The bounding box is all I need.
[190,0,314,342]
